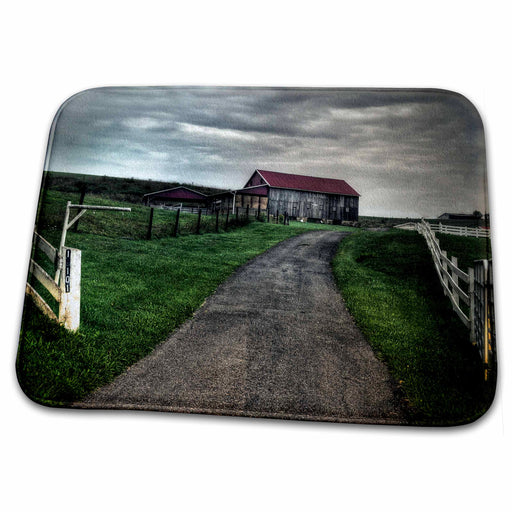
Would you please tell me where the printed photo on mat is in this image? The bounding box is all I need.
[17,87,496,425]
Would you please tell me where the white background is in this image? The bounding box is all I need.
[1,1,509,510]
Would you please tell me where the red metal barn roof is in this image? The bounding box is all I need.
[144,186,207,201]
[256,169,360,196]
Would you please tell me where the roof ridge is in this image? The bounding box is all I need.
[258,168,349,182]
[143,185,207,197]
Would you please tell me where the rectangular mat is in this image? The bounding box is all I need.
[17,87,496,425]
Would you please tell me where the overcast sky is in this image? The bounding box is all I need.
[46,87,487,218]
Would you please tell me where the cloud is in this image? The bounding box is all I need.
[47,87,487,217]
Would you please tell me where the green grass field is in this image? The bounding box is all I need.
[331,228,495,425]
[18,190,354,405]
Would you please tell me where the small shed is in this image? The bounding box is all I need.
[438,213,479,221]
[143,186,208,207]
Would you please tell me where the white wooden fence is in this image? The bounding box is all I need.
[26,201,131,331]
[26,233,81,331]
[394,221,491,238]
[411,219,495,372]
[416,220,472,327]
[429,222,491,238]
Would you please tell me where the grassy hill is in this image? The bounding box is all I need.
[41,171,225,204]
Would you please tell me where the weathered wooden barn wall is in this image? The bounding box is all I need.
[215,188,359,220]
[267,188,358,221]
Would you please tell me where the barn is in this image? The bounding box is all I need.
[143,186,208,207]
[215,169,360,222]
[438,212,478,221]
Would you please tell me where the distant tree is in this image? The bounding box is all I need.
[472,210,483,227]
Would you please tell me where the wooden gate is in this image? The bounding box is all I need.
[26,200,131,331]
[26,233,81,331]
[472,260,495,374]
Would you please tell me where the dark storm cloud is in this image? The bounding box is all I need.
[46,87,487,217]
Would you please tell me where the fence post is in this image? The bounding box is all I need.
[55,201,71,283]
[246,204,250,219]
[147,207,154,240]
[72,185,87,232]
[276,209,279,224]
[196,209,202,234]
[482,260,490,369]
[236,206,239,222]
[58,247,81,331]
[257,203,261,220]
[267,208,270,223]
[172,208,181,237]
[225,208,230,230]
[487,260,495,378]
[215,209,220,232]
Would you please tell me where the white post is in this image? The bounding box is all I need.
[58,247,81,331]
[55,201,71,283]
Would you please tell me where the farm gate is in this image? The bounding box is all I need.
[26,201,131,331]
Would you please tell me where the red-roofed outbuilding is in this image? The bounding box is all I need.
[143,186,208,206]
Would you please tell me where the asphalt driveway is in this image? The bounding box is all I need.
[77,230,404,424]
